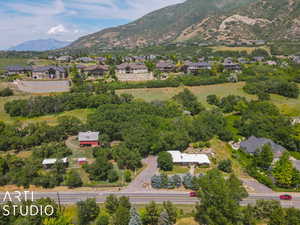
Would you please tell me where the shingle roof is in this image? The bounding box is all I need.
[240,136,285,155]
[6,65,32,71]
[156,61,175,68]
[78,131,99,142]
[32,66,65,73]
[84,65,109,71]
[189,62,211,68]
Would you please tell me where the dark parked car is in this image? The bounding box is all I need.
[279,194,292,200]
[189,192,197,197]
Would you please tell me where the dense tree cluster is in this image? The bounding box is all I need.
[0,122,67,151]
[244,79,299,98]
[87,97,232,157]
[207,94,247,113]
[4,92,121,117]
[234,101,300,151]
[157,152,173,171]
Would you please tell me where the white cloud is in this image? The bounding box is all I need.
[48,24,68,35]
[0,0,186,49]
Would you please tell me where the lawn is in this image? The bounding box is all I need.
[117,82,300,116]
[117,82,255,107]
[163,165,190,175]
[0,58,29,72]
[195,138,249,178]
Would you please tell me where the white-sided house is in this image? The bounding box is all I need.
[167,151,210,166]
[116,63,153,81]
[42,158,68,169]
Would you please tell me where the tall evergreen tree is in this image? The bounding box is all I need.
[158,211,172,225]
[129,207,142,225]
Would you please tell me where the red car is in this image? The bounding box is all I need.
[189,192,197,197]
[279,194,292,200]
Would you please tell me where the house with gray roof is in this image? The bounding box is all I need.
[240,136,285,158]
[187,62,212,74]
[156,61,175,73]
[32,66,67,79]
[6,66,32,75]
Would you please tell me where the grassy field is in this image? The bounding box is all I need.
[195,138,249,178]
[163,165,190,175]
[117,82,300,116]
[210,45,271,54]
[0,58,28,71]
[117,82,255,107]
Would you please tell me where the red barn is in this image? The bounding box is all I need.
[78,131,100,147]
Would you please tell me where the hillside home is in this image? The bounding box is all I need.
[187,62,212,74]
[223,61,241,72]
[117,63,148,74]
[32,66,67,79]
[116,63,153,81]
[96,57,106,64]
[84,65,109,78]
[76,65,87,74]
[156,61,175,73]
[167,151,211,166]
[6,66,32,75]
[78,131,100,147]
[76,57,94,63]
[240,136,285,159]
[57,56,72,62]
[253,56,265,62]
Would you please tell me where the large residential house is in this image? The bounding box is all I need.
[223,61,241,72]
[32,66,67,79]
[116,63,148,74]
[84,65,109,78]
[156,61,175,73]
[187,62,212,74]
[6,66,32,75]
[116,63,153,81]
[240,136,285,158]
[57,56,72,62]
[76,57,94,63]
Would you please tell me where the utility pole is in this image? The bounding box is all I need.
[57,192,62,213]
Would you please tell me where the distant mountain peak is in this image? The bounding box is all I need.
[9,39,71,52]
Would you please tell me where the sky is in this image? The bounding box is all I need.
[0,0,185,50]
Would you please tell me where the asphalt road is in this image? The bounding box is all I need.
[1,192,300,208]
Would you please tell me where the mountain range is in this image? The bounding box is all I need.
[68,0,300,50]
[9,39,70,51]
